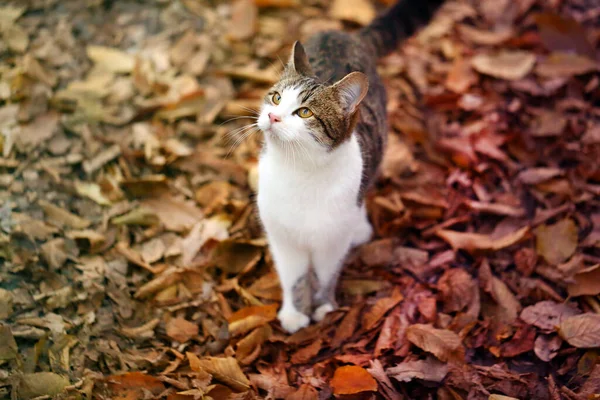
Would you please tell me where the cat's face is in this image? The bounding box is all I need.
[258,42,369,153]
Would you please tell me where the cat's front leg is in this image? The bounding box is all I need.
[268,235,311,333]
[311,236,352,321]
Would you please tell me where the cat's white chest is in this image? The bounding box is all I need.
[257,135,364,247]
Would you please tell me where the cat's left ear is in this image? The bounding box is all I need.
[333,72,369,114]
[289,41,313,76]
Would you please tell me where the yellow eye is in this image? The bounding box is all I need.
[297,107,313,118]
[272,92,281,105]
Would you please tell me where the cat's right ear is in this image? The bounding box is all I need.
[289,41,314,76]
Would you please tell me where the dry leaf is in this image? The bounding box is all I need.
[558,314,600,348]
[489,396,519,400]
[189,356,250,391]
[330,365,378,395]
[228,304,278,336]
[520,301,580,331]
[436,226,529,252]
[166,317,199,342]
[534,334,562,362]
[329,0,376,26]
[16,372,69,399]
[405,324,465,362]
[362,289,404,331]
[106,372,165,400]
[38,200,91,230]
[438,268,477,313]
[535,218,578,265]
[472,51,536,80]
[87,45,135,73]
[445,57,478,93]
[387,357,449,383]
[567,264,600,297]
[536,53,598,78]
[228,0,258,40]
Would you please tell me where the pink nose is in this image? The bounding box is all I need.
[268,113,281,124]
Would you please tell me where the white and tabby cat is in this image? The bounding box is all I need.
[256,0,445,333]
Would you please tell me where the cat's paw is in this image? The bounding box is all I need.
[278,309,310,333]
[312,303,335,322]
[351,219,373,247]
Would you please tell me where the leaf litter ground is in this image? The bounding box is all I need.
[0,0,599,399]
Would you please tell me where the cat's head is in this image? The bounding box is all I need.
[258,42,369,152]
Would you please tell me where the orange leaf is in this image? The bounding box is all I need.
[330,365,378,395]
[362,289,404,331]
[436,226,529,252]
[228,304,278,336]
[106,372,165,400]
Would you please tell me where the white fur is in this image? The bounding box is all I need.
[257,87,372,333]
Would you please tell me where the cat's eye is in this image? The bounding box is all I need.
[296,107,313,118]
[272,92,281,105]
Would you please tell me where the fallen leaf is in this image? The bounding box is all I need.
[228,0,258,40]
[534,334,562,362]
[285,384,318,400]
[536,53,598,78]
[141,195,204,232]
[535,13,596,58]
[489,395,519,400]
[228,304,278,336]
[362,289,404,331]
[405,324,465,363]
[330,365,378,395]
[387,357,449,383]
[0,325,18,361]
[329,0,375,26]
[438,268,477,313]
[517,167,563,184]
[106,372,165,400]
[445,57,478,93]
[188,356,250,391]
[520,301,580,331]
[535,218,578,265]
[436,226,529,252]
[558,314,600,348]
[567,264,600,297]
[472,51,536,80]
[39,200,91,229]
[87,45,135,73]
[212,240,263,274]
[16,112,60,151]
[17,372,69,400]
[290,338,322,364]
[166,317,199,342]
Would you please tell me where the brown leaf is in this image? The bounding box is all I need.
[16,112,60,150]
[536,53,598,78]
[166,317,199,343]
[445,57,478,93]
[188,355,250,391]
[228,0,257,41]
[141,195,204,232]
[500,324,536,357]
[405,324,465,363]
[489,396,519,400]
[17,372,69,400]
[471,51,536,80]
[228,304,278,336]
[285,384,318,400]
[520,301,580,331]
[290,338,323,364]
[387,357,449,383]
[438,268,477,313]
[332,305,361,347]
[558,314,600,348]
[436,226,529,252]
[236,325,272,364]
[330,0,376,26]
[87,45,135,73]
[39,200,90,230]
[568,264,600,297]
[212,240,263,274]
[535,13,596,58]
[106,372,165,400]
[330,365,378,395]
[535,218,578,265]
[534,334,562,362]
[362,289,404,331]
[517,167,563,184]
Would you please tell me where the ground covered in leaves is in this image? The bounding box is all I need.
[1,0,600,399]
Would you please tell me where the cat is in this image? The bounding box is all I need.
[256,0,445,333]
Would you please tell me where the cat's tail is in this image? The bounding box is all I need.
[358,0,445,58]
